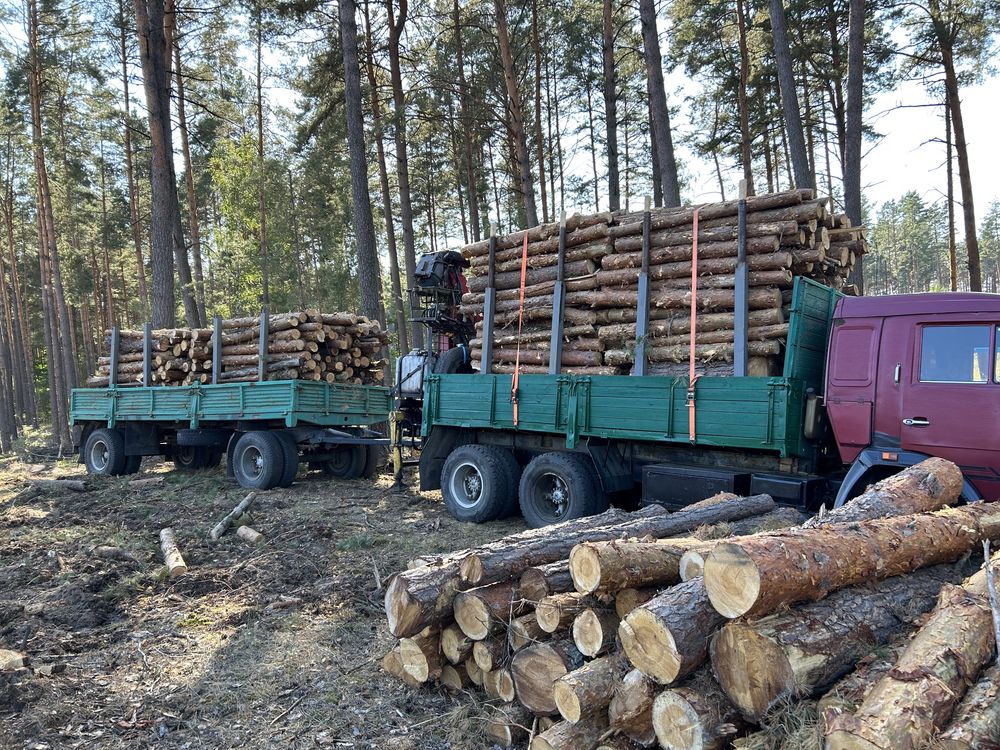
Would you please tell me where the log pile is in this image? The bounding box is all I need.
[381,458,1000,749]
[86,310,390,387]
[459,189,868,377]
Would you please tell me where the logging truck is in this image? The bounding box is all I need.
[419,277,998,527]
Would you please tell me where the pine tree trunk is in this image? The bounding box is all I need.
[454,0,481,242]
[119,0,151,318]
[385,0,420,345]
[364,0,408,353]
[602,0,620,211]
[495,0,538,227]
[341,0,386,323]
[174,40,207,322]
[768,0,811,189]
[531,0,549,223]
[844,0,864,291]
[638,0,680,206]
[134,0,178,327]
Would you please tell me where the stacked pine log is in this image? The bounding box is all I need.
[381,458,1000,749]
[460,189,868,377]
[87,311,390,387]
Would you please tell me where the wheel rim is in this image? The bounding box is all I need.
[325,447,352,475]
[537,472,570,520]
[449,461,485,509]
[240,445,265,479]
[89,439,110,472]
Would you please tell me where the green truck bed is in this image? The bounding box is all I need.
[422,278,840,460]
[70,379,393,430]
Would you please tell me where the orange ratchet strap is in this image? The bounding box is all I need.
[511,232,530,427]
[687,207,701,443]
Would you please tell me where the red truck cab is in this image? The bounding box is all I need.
[826,292,1000,504]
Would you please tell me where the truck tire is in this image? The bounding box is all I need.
[496,449,522,518]
[362,445,387,479]
[231,431,286,490]
[320,445,367,479]
[173,446,213,471]
[518,451,608,528]
[274,432,300,488]
[434,346,473,374]
[441,444,516,523]
[83,428,128,476]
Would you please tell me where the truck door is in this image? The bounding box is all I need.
[901,321,1000,498]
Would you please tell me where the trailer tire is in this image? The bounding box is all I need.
[496,449,522,518]
[84,428,128,476]
[173,446,213,471]
[441,444,515,523]
[123,455,142,475]
[274,432,300,488]
[518,451,608,528]
[320,445,367,479]
[232,432,286,490]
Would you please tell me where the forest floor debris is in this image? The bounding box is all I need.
[0,444,521,749]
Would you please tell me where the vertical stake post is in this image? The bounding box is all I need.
[548,211,568,375]
[481,223,497,375]
[212,316,222,385]
[109,326,120,387]
[632,197,652,376]
[257,308,269,382]
[735,179,749,377]
[142,323,152,387]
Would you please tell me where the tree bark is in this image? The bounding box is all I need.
[710,564,960,722]
[363,0,407,353]
[510,639,584,715]
[844,0,864,291]
[804,457,962,527]
[340,0,385,323]
[825,553,1000,750]
[531,714,609,750]
[735,0,755,195]
[460,494,773,586]
[521,559,574,602]
[703,503,1000,619]
[768,0,811,189]
[608,668,658,745]
[494,0,538,227]
[619,578,724,685]
[530,0,548,223]
[638,0,680,206]
[453,580,531,640]
[935,663,1000,750]
[651,670,744,750]
[554,654,628,723]
[602,0,620,211]
[569,537,711,594]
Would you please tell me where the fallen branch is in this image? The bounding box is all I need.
[236,525,265,545]
[210,492,258,541]
[159,528,187,577]
[31,479,88,492]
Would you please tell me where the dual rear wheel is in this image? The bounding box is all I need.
[440,446,608,528]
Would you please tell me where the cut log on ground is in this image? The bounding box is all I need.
[380,647,421,688]
[709,564,961,722]
[472,638,507,673]
[804,457,962,527]
[619,578,723,685]
[614,588,657,618]
[521,560,575,602]
[441,623,473,664]
[536,592,597,634]
[235,525,265,545]
[572,608,620,657]
[569,537,712,594]
[210,492,258,541]
[608,668,658,746]
[486,704,532,748]
[159,528,187,577]
[651,670,745,750]
[530,714,609,750]
[453,581,529,640]
[510,639,585,715]
[398,627,442,683]
[509,613,548,652]
[703,503,1000,619]
[553,654,628,723]
[440,663,471,692]
[825,551,1000,750]
[459,493,774,587]
[935,663,1000,750]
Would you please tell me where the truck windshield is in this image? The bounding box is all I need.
[920,325,990,383]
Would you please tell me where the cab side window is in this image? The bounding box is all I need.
[920,326,990,383]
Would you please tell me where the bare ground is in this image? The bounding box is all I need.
[0,444,523,750]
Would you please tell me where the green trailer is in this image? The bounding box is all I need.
[70,379,393,489]
[418,278,842,526]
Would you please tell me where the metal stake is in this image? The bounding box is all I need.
[633,197,652,376]
[735,180,749,377]
[257,307,269,382]
[481,223,497,375]
[548,211,567,375]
